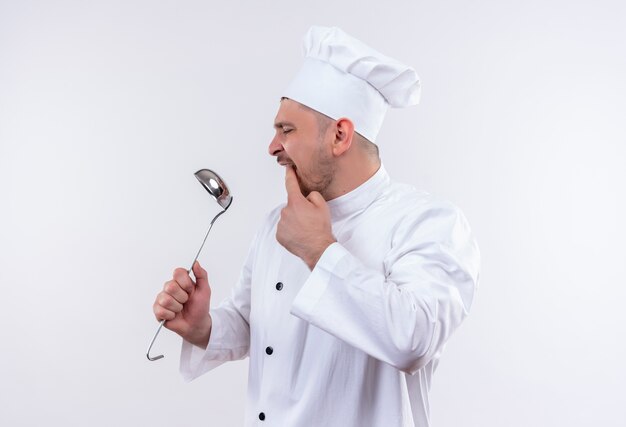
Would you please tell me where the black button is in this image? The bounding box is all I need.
[259,412,265,421]
[265,346,273,355]
[275,282,283,291]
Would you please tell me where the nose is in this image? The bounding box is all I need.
[268,134,283,157]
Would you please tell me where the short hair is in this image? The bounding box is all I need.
[354,132,379,158]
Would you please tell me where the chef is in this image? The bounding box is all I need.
[153,26,480,426]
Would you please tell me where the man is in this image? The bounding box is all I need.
[153,26,480,426]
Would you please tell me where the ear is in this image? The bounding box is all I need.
[332,118,355,157]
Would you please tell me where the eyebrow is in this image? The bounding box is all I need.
[274,121,295,129]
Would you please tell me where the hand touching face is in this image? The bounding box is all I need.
[276,166,336,270]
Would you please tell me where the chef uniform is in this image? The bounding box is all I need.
[180,27,481,427]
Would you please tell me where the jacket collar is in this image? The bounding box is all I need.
[327,163,390,222]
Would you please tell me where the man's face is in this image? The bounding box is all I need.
[268,99,335,197]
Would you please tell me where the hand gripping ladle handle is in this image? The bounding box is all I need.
[146,208,227,361]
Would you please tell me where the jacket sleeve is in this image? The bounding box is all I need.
[290,200,480,374]
[179,230,259,382]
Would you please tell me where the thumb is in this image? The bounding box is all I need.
[306,190,327,208]
[192,261,209,290]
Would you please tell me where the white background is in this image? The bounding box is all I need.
[1,1,625,426]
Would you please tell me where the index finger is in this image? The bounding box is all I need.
[173,267,194,293]
[285,166,304,203]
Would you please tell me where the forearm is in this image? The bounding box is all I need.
[291,242,476,374]
[303,237,337,270]
[180,304,251,381]
[182,314,212,349]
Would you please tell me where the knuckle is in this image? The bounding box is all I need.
[165,281,178,294]
[154,307,174,321]
[157,293,170,307]
[180,280,193,293]
[173,267,188,281]
[175,270,192,286]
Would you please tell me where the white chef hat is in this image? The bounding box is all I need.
[283,26,421,143]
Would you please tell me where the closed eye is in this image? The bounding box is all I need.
[274,121,296,134]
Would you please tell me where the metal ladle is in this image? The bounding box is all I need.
[146,169,233,361]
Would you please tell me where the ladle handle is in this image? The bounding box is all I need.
[146,320,166,361]
[146,207,228,362]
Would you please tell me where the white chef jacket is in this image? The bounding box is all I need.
[180,164,480,426]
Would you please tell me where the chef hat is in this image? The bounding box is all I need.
[283,26,421,142]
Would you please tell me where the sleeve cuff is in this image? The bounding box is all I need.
[290,242,349,320]
[179,312,230,381]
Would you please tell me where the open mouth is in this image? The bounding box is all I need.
[277,158,296,170]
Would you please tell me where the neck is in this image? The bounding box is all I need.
[323,153,381,201]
